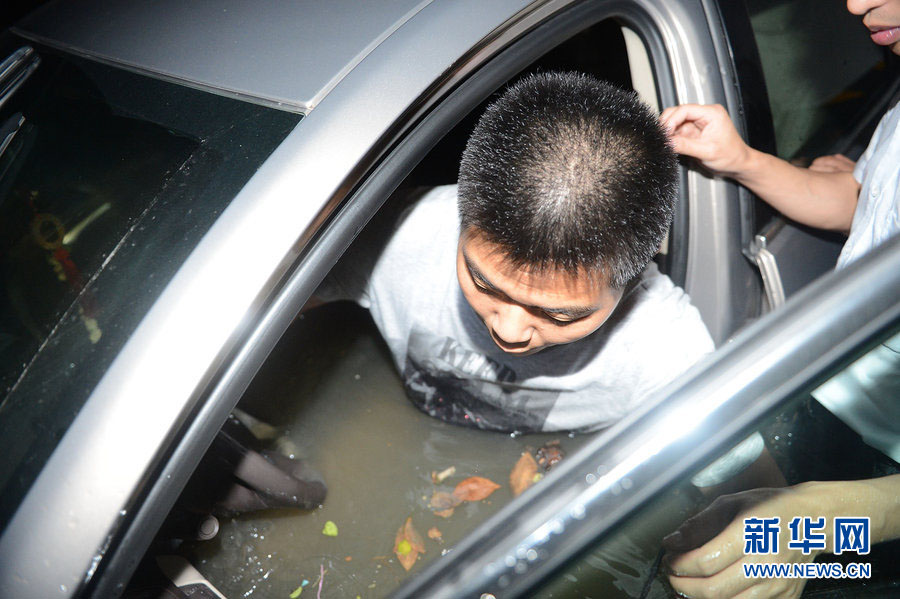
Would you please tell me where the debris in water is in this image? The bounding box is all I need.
[434,508,455,518]
[431,466,456,483]
[427,527,442,541]
[394,517,425,571]
[510,452,539,497]
[322,521,338,537]
[289,577,310,598]
[452,476,500,502]
[536,440,565,470]
[429,491,461,510]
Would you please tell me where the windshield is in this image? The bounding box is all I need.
[0,37,301,532]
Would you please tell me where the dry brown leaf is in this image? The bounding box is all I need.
[429,491,461,510]
[434,508,455,518]
[452,476,500,502]
[393,517,425,571]
[427,527,442,541]
[510,452,539,497]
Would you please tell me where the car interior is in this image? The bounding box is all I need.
[122,7,900,598]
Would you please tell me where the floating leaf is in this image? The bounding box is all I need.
[431,466,456,484]
[510,452,539,497]
[427,527,442,541]
[289,585,303,598]
[322,520,338,536]
[429,491,461,510]
[434,508,455,518]
[393,517,425,571]
[452,476,500,502]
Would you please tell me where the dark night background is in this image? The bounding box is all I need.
[3,0,50,31]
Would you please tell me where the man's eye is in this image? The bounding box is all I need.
[473,279,493,294]
[544,312,576,325]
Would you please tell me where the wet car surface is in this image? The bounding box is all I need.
[0,1,898,598]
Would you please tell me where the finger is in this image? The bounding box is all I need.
[809,154,855,173]
[663,495,746,553]
[660,103,712,132]
[668,558,758,599]
[732,576,807,599]
[663,103,725,132]
[669,132,713,160]
[666,518,746,578]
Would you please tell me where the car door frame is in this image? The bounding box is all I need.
[387,226,900,599]
[87,0,757,594]
[0,1,760,597]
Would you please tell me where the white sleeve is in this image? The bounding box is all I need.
[690,432,766,488]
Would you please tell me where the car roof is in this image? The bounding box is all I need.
[12,0,436,113]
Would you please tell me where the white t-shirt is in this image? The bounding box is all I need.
[320,185,714,433]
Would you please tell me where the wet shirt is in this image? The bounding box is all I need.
[318,185,714,433]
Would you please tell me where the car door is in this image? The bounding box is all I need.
[95,0,759,595]
[387,231,900,599]
[0,0,773,596]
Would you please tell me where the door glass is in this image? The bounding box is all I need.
[530,324,900,598]
[0,38,301,533]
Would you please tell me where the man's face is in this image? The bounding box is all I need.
[848,0,900,55]
[456,229,623,355]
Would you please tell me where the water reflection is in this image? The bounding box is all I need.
[179,304,595,597]
[176,303,720,597]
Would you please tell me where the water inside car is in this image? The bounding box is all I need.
[129,303,900,599]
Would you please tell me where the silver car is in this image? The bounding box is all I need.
[1,0,897,597]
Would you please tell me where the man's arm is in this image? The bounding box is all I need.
[660,104,860,232]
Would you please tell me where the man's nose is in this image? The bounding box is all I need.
[846,0,876,16]
[492,302,533,345]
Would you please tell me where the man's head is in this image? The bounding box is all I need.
[847,0,900,55]
[457,71,676,354]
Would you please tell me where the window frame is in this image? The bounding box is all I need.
[90,0,748,594]
[388,229,900,599]
[0,0,766,596]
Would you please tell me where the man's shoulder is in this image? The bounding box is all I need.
[614,263,714,352]
[385,184,459,242]
[367,185,460,286]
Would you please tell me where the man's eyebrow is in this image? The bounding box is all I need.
[541,305,597,319]
[464,254,502,293]
[463,252,598,319]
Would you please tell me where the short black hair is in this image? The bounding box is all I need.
[458,71,677,289]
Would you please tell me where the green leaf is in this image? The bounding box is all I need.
[322,520,339,537]
[289,585,303,598]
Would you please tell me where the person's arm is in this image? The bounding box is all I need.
[663,474,900,599]
[660,104,860,232]
[807,153,856,174]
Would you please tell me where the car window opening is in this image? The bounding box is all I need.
[124,18,679,599]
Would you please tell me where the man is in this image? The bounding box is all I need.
[317,71,715,433]
[660,1,900,597]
